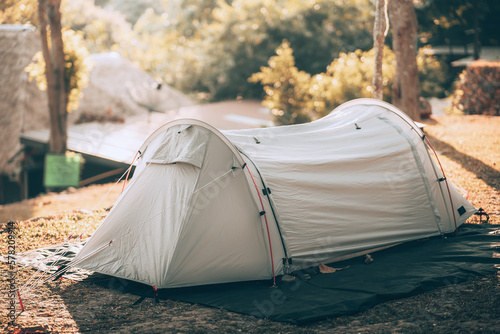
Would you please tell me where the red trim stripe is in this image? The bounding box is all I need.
[425,137,458,233]
[245,165,276,286]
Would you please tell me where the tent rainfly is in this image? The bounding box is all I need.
[70,98,476,288]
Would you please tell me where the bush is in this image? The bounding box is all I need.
[322,46,395,109]
[417,46,448,98]
[248,40,314,125]
[451,60,500,115]
[251,43,452,125]
[250,42,396,125]
[130,0,374,102]
[25,28,93,113]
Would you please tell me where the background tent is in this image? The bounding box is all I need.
[0,25,49,177]
[70,98,476,288]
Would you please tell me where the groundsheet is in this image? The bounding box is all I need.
[12,223,500,324]
[82,224,500,324]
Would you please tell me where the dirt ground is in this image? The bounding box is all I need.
[1,111,499,333]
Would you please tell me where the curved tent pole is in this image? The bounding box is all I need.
[245,165,277,287]
[424,136,458,233]
[330,98,425,138]
[121,118,279,285]
[137,118,246,166]
[337,99,459,233]
[122,150,140,192]
[237,149,289,263]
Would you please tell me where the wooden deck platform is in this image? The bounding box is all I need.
[20,100,273,168]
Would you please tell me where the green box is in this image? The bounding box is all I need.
[44,153,82,188]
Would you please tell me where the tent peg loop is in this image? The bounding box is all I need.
[283,258,291,274]
[152,285,159,303]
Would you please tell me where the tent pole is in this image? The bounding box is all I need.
[424,136,458,234]
[245,165,277,287]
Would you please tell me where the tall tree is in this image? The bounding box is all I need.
[372,0,388,100]
[388,0,421,121]
[38,0,67,153]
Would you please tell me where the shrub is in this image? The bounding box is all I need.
[322,46,395,109]
[25,28,93,113]
[417,46,448,98]
[130,0,374,102]
[451,60,500,115]
[250,42,396,125]
[248,40,313,125]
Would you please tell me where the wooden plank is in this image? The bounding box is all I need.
[19,101,273,168]
[20,123,144,166]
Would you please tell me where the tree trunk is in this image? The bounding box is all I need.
[473,1,480,60]
[38,0,67,154]
[373,0,387,100]
[388,0,421,121]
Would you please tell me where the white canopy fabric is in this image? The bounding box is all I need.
[71,99,476,288]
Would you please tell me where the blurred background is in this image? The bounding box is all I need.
[1,0,499,205]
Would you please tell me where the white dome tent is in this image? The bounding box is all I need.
[68,98,476,289]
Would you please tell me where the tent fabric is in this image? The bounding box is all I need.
[224,100,475,270]
[71,98,477,289]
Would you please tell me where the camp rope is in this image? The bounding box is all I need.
[122,150,141,193]
[21,166,132,293]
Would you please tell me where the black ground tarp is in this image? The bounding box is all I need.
[82,224,500,324]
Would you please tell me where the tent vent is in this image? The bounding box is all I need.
[262,187,271,195]
[457,206,466,216]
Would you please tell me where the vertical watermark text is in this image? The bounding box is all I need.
[5,221,19,325]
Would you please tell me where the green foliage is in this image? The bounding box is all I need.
[417,46,448,98]
[105,0,163,25]
[25,28,93,113]
[249,40,313,125]
[451,61,500,115]
[0,0,38,25]
[324,47,395,108]
[416,0,500,47]
[129,0,374,101]
[252,41,450,125]
[63,29,93,112]
[0,0,131,54]
[62,0,132,54]
[250,42,396,125]
[267,0,374,75]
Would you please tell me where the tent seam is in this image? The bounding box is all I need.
[237,148,289,262]
[378,116,443,234]
[163,131,213,281]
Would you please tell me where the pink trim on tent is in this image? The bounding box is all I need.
[425,136,458,233]
[122,151,140,193]
[245,165,276,286]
